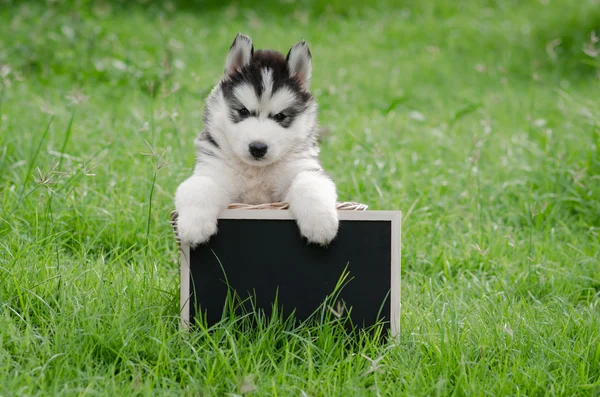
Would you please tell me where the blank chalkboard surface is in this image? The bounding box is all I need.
[180,210,401,335]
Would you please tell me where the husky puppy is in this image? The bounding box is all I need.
[175,33,338,247]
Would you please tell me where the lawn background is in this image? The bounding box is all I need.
[1,0,599,395]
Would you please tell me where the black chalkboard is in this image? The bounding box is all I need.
[180,210,401,335]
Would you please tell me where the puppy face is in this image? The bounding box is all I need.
[207,34,317,166]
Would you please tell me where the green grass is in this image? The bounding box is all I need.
[1,0,600,395]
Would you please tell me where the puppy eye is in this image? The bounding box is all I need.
[273,113,286,121]
[238,108,250,117]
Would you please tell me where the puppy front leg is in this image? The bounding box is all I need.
[174,175,230,247]
[285,171,339,246]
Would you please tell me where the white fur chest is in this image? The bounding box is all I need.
[233,165,279,204]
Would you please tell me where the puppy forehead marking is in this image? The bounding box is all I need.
[233,70,296,114]
[266,87,299,113]
[233,82,259,110]
[261,67,274,100]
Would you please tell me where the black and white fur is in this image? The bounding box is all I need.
[175,34,338,247]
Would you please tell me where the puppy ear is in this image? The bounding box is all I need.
[286,40,312,90]
[224,33,254,77]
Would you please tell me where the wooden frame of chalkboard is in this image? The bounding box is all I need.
[179,210,401,336]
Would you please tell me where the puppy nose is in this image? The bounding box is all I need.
[249,141,268,159]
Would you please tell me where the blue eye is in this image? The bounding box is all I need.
[238,108,250,117]
[273,113,286,121]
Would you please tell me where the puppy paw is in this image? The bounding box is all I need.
[296,206,339,246]
[176,208,219,247]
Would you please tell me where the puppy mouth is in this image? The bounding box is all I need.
[241,153,275,166]
[249,157,271,165]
